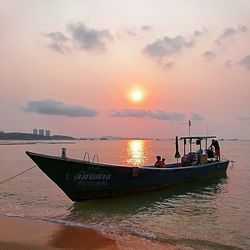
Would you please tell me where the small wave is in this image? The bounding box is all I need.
[126,228,244,250]
[126,228,157,240]
[40,217,94,229]
[0,212,115,234]
[1,212,26,218]
[0,212,94,229]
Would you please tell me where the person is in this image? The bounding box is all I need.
[196,148,203,155]
[209,139,220,160]
[181,155,187,166]
[154,156,162,167]
[160,158,166,168]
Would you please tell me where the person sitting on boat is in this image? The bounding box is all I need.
[154,156,162,167]
[181,155,188,166]
[196,148,203,155]
[160,158,166,168]
[209,139,220,160]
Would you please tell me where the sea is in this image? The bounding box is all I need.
[0,139,249,249]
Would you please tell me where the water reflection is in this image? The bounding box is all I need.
[48,224,117,249]
[69,175,228,218]
[126,140,147,166]
[62,175,229,249]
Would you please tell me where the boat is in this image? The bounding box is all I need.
[26,136,229,201]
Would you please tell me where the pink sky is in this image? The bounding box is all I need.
[0,0,250,139]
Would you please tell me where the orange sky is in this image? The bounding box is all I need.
[0,0,250,139]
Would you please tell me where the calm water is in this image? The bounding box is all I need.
[0,140,250,249]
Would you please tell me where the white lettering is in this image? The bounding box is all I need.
[70,172,112,184]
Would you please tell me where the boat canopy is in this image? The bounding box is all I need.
[178,135,216,155]
[180,136,216,140]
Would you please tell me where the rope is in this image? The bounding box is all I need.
[0,165,36,185]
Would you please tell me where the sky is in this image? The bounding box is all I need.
[1,0,250,139]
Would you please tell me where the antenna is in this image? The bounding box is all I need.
[188,120,191,137]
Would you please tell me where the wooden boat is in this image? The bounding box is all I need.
[26,136,229,201]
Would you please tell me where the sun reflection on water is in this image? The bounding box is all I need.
[126,140,147,166]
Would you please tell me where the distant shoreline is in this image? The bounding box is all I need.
[0,132,155,141]
[0,132,75,141]
[0,142,76,146]
[0,132,242,141]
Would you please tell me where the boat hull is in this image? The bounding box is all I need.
[26,151,229,201]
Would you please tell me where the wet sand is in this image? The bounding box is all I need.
[0,215,178,249]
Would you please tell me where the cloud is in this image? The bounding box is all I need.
[239,54,250,70]
[108,109,186,121]
[164,61,175,70]
[193,28,207,37]
[190,113,204,121]
[215,25,248,46]
[117,25,153,40]
[143,35,194,59]
[45,32,69,53]
[142,29,205,69]
[200,26,247,61]
[237,115,250,120]
[23,99,98,117]
[67,23,113,51]
[116,28,137,39]
[141,25,153,32]
[203,50,217,61]
[224,60,233,68]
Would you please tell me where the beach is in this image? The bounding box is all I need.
[0,215,178,250]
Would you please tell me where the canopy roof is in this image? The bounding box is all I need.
[179,136,216,140]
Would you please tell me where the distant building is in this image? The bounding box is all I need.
[33,129,38,135]
[45,130,51,137]
[38,129,44,136]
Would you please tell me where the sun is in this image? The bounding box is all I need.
[130,89,144,103]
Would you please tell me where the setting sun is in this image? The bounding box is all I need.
[130,89,144,103]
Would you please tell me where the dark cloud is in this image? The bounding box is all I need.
[190,113,204,121]
[45,32,69,53]
[141,25,153,32]
[142,30,205,69]
[239,54,250,70]
[203,50,217,61]
[44,23,113,54]
[215,25,248,46]
[143,35,194,59]
[108,109,185,121]
[200,26,247,62]
[23,99,98,117]
[67,23,113,51]
[193,28,207,37]
[237,115,250,120]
